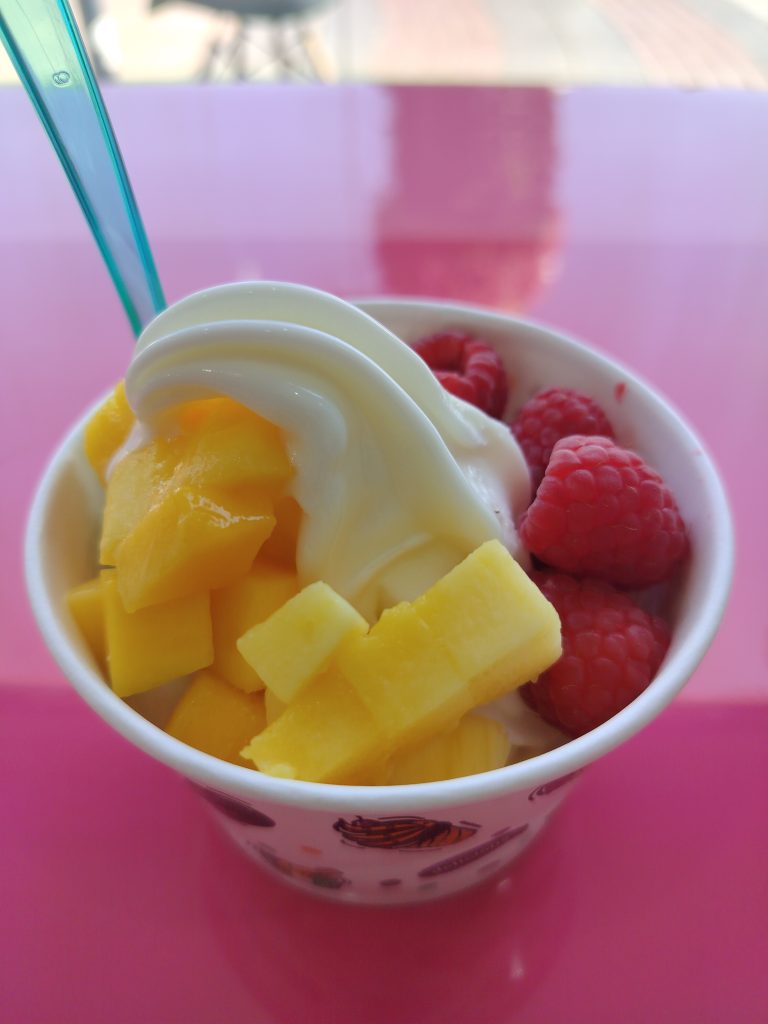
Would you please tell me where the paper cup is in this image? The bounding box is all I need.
[25,300,733,904]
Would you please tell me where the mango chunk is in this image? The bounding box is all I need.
[414,540,562,705]
[211,561,299,692]
[116,487,275,612]
[66,577,106,673]
[101,570,213,697]
[179,405,292,492]
[241,668,387,784]
[336,602,469,747]
[99,396,292,582]
[100,438,181,565]
[243,542,560,784]
[339,762,394,787]
[258,495,302,568]
[84,381,135,483]
[387,713,511,785]
[264,687,288,724]
[171,397,271,438]
[237,581,369,703]
[166,670,266,767]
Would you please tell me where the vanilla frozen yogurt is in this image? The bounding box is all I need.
[122,282,532,622]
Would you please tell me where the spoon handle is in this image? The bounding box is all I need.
[0,0,165,335]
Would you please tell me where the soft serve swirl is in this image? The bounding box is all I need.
[124,283,530,621]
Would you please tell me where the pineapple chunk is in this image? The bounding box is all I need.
[264,687,287,724]
[237,581,369,703]
[258,495,302,568]
[101,570,213,697]
[116,487,275,612]
[413,540,562,705]
[66,577,106,673]
[100,438,180,565]
[211,561,299,692]
[336,602,469,746]
[240,668,387,784]
[387,713,511,785]
[84,381,135,483]
[166,669,266,767]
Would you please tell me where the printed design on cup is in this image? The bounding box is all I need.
[418,824,529,877]
[257,844,349,890]
[333,815,479,851]
[527,770,581,802]
[190,783,276,827]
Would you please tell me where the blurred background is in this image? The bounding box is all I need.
[2,0,767,88]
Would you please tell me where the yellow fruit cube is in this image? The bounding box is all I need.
[116,487,275,612]
[101,570,213,697]
[170,397,267,437]
[387,713,511,785]
[180,407,292,492]
[66,577,106,673]
[414,540,561,705]
[258,495,302,568]
[335,602,469,747]
[99,397,291,571]
[264,688,287,725]
[240,668,387,784]
[237,581,369,703]
[84,381,135,483]
[242,543,558,785]
[340,762,393,786]
[166,669,266,767]
[210,561,299,692]
[99,438,180,565]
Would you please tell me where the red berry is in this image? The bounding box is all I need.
[512,387,614,491]
[411,331,509,418]
[523,572,671,736]
[519,435,688,587]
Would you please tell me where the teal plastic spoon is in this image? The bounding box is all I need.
[0,0,165,335]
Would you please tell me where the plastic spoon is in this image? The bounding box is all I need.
[0,0,165,335]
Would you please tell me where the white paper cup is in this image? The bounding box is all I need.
[26,300,733,904]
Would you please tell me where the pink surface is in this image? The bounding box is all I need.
[1,83,766,1020]
[3,687,766,1023]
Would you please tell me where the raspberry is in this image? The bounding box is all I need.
[512,387,614,491]
[520,435,688,587]
[523,572,671,736]
[411,331,508,418]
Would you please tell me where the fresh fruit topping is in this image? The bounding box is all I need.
[240,541,561,784]
[512,387,614,490]
[519,435,688,587]
[210,561,299,693]
[100,569,213,698]
[166,670,266,767]
[117,487,275,613]
[237,581,368,703]
[523,572,671,736]
[386,713,511,785]
[66,577,107,675]
[411,331,509,418]
[84,381,135,484]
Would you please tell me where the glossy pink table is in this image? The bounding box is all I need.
[2,85,766,1022]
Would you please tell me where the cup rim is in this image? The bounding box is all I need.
[25,298,734,812]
